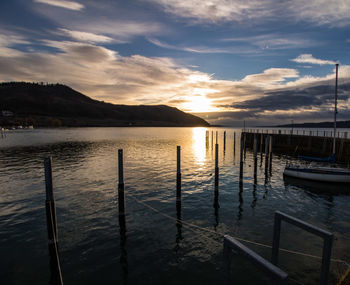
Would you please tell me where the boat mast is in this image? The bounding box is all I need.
[333,63,339,156]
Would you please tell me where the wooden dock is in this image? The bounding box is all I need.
[242,130,350,164]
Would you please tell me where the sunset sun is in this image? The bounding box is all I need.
[182,95,212,112]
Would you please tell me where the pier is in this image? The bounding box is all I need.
[242,129,350,164]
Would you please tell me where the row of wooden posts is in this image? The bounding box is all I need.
[204,130,273,180]
[43,131,273,284]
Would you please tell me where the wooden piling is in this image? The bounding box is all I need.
[215,143,219,188]
[44,157,63,285]
[223,131,226,152]
[233,132,236,156]
[206,130,209,149]
[176,146,181,203]
[118,149,125,216]
[216,131,218,144]
[253,135,257,180]
[239,136,244,180]
[264,136,269,176]
[260,134,263,166]
[269,136,273,175]
[214,144,220,210]
[211,131,213,150]
[243,133,247,160]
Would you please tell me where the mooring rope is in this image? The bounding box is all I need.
[128,194,350,284]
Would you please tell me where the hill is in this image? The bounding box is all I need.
[0,82,209,127]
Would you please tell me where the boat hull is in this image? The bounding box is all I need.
[283,167,350,183]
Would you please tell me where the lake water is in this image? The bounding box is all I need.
[0,127,349,285]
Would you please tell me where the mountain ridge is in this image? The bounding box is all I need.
[0,82,209,127]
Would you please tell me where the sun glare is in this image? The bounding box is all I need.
[182,95,212,112]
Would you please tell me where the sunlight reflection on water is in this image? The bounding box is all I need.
[192,128,207,167]
[0,127,349,285]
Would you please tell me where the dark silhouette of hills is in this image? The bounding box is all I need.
[277,121,350,128]
[0,82,209,127]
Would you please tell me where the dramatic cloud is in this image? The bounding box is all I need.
[34,0,84,10]
[146,0,350,26]
[292,54,337,65]
[1,31,350,124]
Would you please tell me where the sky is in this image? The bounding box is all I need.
[0,0,350,126]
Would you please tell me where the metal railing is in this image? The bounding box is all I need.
[243,129,349,139]
[272,211,333,285]
[223,235,288,285]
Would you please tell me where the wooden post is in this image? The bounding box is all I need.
[118,149,125,216]
[215,143,219,188]
[269,136,273,175]
[205,130,209,149]
[239,136,244,180]
[253,135,257,181]
[264,136,269,176]
[176,146,181,203]
[223,131,226,152]
[44,157,64,285]
[216,131,218,144]
[260,134,263,166]
[233,132,236,156]
[243,132,246,161]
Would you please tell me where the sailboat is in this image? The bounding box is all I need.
[283,64,350,183]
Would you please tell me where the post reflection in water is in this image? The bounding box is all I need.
[237,180,244,221]
[118,214,128,283]
[192,128,207,166]
[213,185,219,230]
[251,181,257,209]
[174,201,183,257]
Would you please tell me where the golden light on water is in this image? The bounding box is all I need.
[192,128,207,165]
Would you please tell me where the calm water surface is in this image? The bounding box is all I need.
[0,127,349,285]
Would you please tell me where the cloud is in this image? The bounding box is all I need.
[0,33,30,57]
[286,1,350,27]
[292,54,337,65]
[145,0,350,27]
[147,38,257,54]
[58,29,114,43]
[241,68,299,88]
[145,0,274,23]
[1,35,350,124]
[221,34,317,50]
[34,0,84,10]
